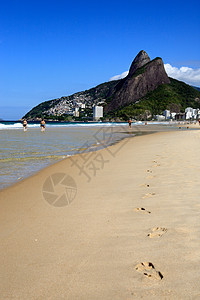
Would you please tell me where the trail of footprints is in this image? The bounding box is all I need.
[134,158,166,281]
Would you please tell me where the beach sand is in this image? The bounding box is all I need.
[1,129,200,299]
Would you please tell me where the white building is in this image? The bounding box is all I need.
[192,109,198,119]
[185,107,199,120]
[93,106,103,121]
[185,107,193,119]
[73,107,79,117]
[163,110,170,119]
[171,112,177,120]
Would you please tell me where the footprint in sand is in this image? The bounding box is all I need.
[142,192,156,199]
[135,262,163,280]
[147,227,167,238]
[140,184,150,188]
[134,207,151,214]
[147,169,153,173]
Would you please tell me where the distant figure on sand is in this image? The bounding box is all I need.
[40,119,46,132]
[128,118,132,128]
[198,118,200,125]
[23,119,27,131]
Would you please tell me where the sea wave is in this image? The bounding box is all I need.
[0,122,129,130]
[0,121,173,130]
[0,123,39,129]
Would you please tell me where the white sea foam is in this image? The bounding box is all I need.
[0,123,23,129]
[0,122,127,130]
[0,121,172,130]
[0,123,40,129]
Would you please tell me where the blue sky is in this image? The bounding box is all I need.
[0,0,200,120]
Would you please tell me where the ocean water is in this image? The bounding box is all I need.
[0,121,137,189]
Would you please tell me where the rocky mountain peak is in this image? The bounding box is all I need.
[105,51,170,112]
[128,50,151,77]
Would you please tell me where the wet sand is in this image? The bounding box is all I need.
[1,129,200,299]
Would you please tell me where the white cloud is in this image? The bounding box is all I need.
[109,71,128,81]
[109,64,200,87]
[164,64,200,86]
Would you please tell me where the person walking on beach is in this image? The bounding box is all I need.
[198,118,200,125]
[128,118,132,128]
[23,119,27,131]
[40,119,46,132]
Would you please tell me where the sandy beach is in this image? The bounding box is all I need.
[1,128,200,299]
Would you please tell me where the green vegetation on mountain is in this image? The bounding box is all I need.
[23,80,119,120]
[104,78,200,120]
[23,99,60,119]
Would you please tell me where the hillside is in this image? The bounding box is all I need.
[108,78,200,120]
[23,80,119,120]
[23,50,200,121]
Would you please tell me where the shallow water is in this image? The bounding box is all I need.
[0,122,134,189]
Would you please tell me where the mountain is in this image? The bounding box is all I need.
[23,50,200,121]
[105,50,170,112]
[113,78,200,120]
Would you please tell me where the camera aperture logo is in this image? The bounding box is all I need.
[42,173,77,207]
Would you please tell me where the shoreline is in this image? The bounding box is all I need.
[1,129,200,298]
[0,123,178,191]
[1,121,198,191]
